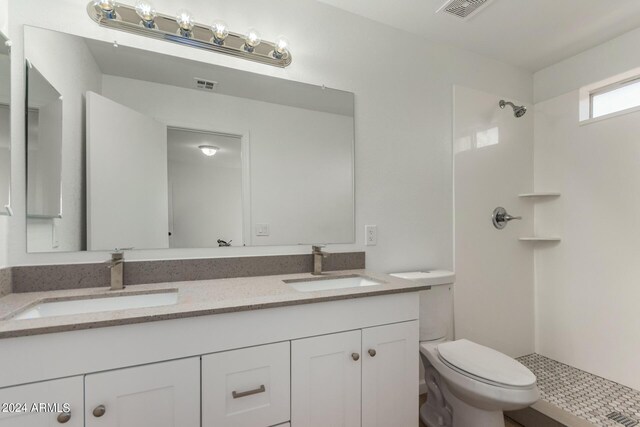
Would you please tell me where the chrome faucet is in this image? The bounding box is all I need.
[312,245,330,275]
[107,249,130,290]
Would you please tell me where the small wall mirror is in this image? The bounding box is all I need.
[24,26,355,253]
[0,32,10,216]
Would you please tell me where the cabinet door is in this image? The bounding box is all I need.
[291,330,361,427]
[362,321,419,427]
[0,377,83,427]
[202,342,290,427]
[85,358,199,427]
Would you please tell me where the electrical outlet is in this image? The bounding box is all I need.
[365,225,377,246]
[255,224,270,236]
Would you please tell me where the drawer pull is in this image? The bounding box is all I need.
[57,412,71,423]
[232,384,266,399]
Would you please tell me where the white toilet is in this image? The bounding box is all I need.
[390,271,539,427]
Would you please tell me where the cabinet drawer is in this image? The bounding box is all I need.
[202,342,290,427]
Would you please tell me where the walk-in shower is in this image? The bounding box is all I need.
[499,100,527,118]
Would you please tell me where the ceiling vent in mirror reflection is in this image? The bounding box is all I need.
[437,0,495,20]
[194,78,218,91]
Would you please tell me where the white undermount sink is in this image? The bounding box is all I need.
[11,290,179,320]
[285,274,383,292]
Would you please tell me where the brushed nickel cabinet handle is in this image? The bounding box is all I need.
[93,405,106,418]
[368,349,377,357]
[232,384,266,399]
[352,352,360,361]
[57,412,71,423]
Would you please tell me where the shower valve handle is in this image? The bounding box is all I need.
[492,207,521,230]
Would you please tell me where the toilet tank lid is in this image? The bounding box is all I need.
[390,270,455,286]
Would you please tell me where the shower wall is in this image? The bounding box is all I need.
[533,27,640,391]
[453,86,535,358]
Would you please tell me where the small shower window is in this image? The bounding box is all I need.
[589,76,640,119]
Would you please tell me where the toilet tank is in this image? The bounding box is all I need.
[390,271,455,342]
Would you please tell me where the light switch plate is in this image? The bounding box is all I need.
[365,225,377,246]
[256,224,270,236]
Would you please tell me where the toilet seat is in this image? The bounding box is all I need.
[436,339,536,389]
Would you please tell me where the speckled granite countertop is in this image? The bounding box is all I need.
[0,270,430,339]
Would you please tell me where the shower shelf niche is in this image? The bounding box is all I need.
[518,191,561,242]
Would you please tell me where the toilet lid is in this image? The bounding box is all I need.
[437,339,536,388]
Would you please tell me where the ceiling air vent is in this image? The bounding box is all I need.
[194,78,218,91]
[437,0,495,20]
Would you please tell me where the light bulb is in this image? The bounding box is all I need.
[211,20,229,45]
[199,145,219,157]
[135,1,156,26]
[94,0,116,19]
[243,28,261,51]
[176,9,195,35]
[94,0,115,12]
[273,36,289,58]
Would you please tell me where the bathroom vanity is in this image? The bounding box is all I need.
[0,271,425,427]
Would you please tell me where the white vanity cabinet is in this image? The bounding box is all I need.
[84,358,200,427]
[291,321,419,427]
[0,292,422,427]
[0,377,83,427]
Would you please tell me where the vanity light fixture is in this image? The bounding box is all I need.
[86,1,292,67]
[134,1,156,28]
[93,0,117,19]
[199,145,219,157]
[211,21,229,45]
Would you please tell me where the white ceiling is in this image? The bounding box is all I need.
[316,0,640,71]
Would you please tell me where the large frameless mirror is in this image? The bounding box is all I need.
[0,32,10,216]
[24,26,355,253]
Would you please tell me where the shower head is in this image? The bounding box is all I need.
[499,100,527,118]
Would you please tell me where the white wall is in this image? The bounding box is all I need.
[534,26,640,104]
[169,156,243,249]
[102,75,355,246]
[453,86,535,357]
[533,30,640,389]
[0,0,10,268]
[4,0,532,269]
[23,27,102,252]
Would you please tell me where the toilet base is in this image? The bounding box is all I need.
[421,352,505,427]
[420,396,505,427]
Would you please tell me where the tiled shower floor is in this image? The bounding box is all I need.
[517,354,640,426]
